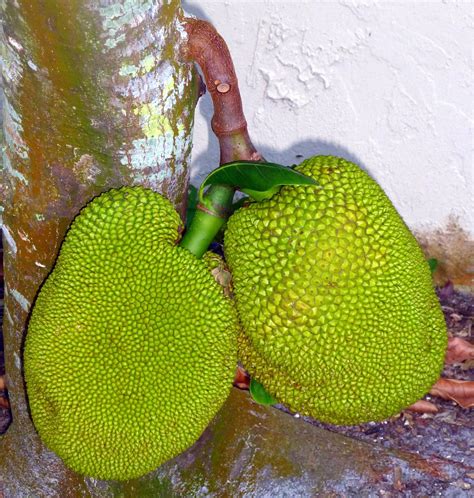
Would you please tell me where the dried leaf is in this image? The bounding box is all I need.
[211,266,233,296]
[207,252,233,297]
[233,365,250,390]
[0,397,9,410]
[0,376,5,391]
[430,378,474,408]
[406,399,438,414]
[445,337,474,364]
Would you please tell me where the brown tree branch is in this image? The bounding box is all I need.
[182,18,261,164]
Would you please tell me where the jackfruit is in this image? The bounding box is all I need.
[224,155,447,425]
[24,186,237,480]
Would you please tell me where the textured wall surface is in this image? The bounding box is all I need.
[184,1,473,237]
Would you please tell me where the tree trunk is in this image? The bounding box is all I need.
[0,1,198,495]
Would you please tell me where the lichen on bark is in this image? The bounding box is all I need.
[0,0,198,494]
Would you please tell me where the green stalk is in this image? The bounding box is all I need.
[182,19,260,259]
[179,184,234,258]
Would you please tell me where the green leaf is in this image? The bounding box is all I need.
[199,161,319,203]
[185,185,198,228]
[427,258,438,275]
[249,379,278,406]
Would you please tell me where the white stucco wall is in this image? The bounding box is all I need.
[184,0,473,237]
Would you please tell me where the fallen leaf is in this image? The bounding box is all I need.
[430,378,474,408]
[0,375,5,391]
[406,399,438,414]
[233,365,250,390]
[0,397,9,410]
[445,337,474,364]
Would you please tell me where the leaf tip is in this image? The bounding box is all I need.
[249,379,278,406]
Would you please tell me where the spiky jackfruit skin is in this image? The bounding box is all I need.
[24,186,237,480]
[224,156,447,425]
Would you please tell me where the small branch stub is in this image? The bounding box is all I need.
[216,82,230,94]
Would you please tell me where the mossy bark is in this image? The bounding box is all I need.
[0,1,197,495]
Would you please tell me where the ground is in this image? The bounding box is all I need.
[0,250,472,493]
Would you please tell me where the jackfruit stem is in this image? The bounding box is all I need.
[182,18,261,165]
[180,18,262,258]
[179,184,234,258]
[181,18,262,257]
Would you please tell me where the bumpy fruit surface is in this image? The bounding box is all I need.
[24,187,237,480]
[224,155,447,425]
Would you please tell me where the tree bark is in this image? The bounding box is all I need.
[0,1,198,495]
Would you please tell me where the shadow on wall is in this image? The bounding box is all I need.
[190,89,371,184]
[182,1,211,22]
[182,1,372,181]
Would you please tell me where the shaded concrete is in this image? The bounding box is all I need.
[107,388,472,497]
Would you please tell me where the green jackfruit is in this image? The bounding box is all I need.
[224,155,447,425]
[24,186,237,480]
